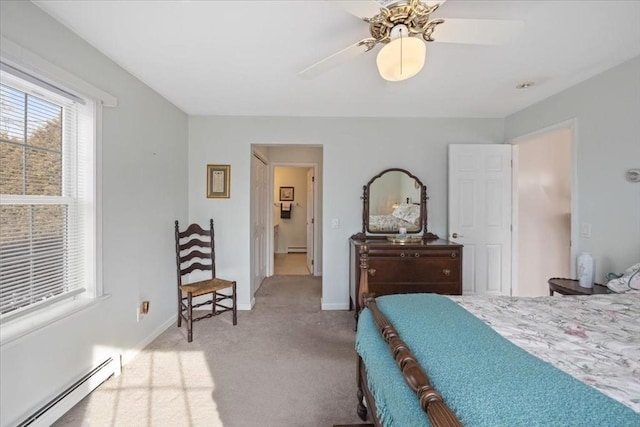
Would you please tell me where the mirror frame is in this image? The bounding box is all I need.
[360,168,431,236]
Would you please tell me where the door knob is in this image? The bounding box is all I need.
[452,233,464,238]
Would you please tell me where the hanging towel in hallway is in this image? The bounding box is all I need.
[280,202,291,219]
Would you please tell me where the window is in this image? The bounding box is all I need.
[0,64,98,324]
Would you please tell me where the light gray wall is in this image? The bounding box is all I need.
[188,116,504,309]
[506,55,640,281]
[0,2,188,425]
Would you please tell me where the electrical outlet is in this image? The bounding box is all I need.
[331,218,340,229]
[581,223,592,239]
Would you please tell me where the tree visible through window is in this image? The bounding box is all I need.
[0,79,89,319]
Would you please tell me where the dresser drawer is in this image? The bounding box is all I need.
[367,257,460,283]
[368,248,460,259]
[371,282,461,296]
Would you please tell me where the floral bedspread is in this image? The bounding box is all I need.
[449,293,640,413]
[368,215,419,232]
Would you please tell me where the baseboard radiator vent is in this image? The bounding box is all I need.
[18,355,122,427]
[287,246,307,253]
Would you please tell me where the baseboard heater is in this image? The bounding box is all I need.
[287,246,307,253]
[18,355,122,427]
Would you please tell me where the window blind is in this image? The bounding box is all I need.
[0,71,94,321]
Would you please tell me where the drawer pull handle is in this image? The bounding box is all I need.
[451,252,457,258]
[414,253,420,258]
[368,269,376,277]
[443,269,451,277]
[400,252,406,258]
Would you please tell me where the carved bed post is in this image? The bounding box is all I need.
[356,244,370,421]
[358,244,370,308]
[363,296,461,427]
[358,245,461,427]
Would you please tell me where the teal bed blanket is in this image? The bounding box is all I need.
[355,294,640,427]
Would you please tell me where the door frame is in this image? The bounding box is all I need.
[251,152,268,297]
[509,119,578,296]
[268,162,319,276]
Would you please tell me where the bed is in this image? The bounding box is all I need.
[354,249,640,426]
[368,203,421,233]
[368,214,419,233]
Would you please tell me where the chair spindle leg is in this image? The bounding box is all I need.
[232,282,237,325]
[187,292,193,343]
[177,290,182,327]
[213,291,217,316]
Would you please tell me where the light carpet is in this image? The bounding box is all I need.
[54,275,363,427]
[274,253,311,276]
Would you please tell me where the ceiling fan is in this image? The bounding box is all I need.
[299,0,524,81]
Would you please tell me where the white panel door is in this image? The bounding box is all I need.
[252,155,267,294]
[448,144,512,295]
[306,168,315,275]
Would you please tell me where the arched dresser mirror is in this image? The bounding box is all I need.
[361,168,428,236]
[349,168,463,317]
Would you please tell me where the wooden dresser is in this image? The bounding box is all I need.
[349,236,463,313]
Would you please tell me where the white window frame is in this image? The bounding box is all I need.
[0,40,115,345]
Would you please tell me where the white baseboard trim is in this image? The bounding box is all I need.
[121,314,176,366]
[238,301,253,310]
[17,355,121,427]
[321,300,349,310]
[287,246,307,253]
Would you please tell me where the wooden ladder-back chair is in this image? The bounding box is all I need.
[174,219,237,342]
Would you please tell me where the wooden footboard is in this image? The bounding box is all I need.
[357,244,461,427]
[357,356,381,426]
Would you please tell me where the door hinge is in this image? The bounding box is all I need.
[311,259,314,265]
[312,218,314,224]
[510,159,513,168]
[312,176,315,182]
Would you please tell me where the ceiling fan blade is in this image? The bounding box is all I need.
[328,1,383,20]
[423,0,447,7]
[298,40,374,79]
[330,1,448,20]
[430,18,524,45]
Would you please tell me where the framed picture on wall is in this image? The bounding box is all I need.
[279,186,294,201]
[207,164,230,198]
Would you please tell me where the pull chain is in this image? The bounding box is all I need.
[400,28,404,75]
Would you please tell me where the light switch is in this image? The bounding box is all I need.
[580,223,591,238]
[331,218,340,229]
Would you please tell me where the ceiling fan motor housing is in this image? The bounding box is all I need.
[390,24,409,40]
[368,0,444,43]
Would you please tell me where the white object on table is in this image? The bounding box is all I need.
[577,252,595,288]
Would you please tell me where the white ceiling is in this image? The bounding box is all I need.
[34,0,640,118]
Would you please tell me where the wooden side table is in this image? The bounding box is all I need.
[548,278,609,296]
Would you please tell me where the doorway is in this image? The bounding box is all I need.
[273,165,315,276]
[511,122,575,296]
[249,145,322,303]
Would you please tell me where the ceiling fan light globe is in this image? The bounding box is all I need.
[376,37,426,82]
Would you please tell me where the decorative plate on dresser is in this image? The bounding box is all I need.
[349,168,463,315]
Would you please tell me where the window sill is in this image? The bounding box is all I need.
[0,294,111,347]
